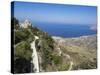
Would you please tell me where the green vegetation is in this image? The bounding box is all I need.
[15,41,32,60]
[54,35,97,70]
[13,17,61,73]
[51,55,62,65]
[58,64,70,71]
[15,27,35,44]
[12,17,34,73]
[78,58,97,69]
[12,17,97,73]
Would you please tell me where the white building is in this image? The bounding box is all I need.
[20,19,32,28]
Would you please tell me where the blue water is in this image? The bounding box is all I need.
[32,22,97,38]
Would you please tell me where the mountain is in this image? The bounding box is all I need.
[53,35,97,69]
[12,17,97,73]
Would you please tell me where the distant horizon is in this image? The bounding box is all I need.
[31,22,97,38]
[18,19,95,26]
[12,1,97,26]
[12,1,97,38]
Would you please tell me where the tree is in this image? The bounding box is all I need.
[11,17,19,29]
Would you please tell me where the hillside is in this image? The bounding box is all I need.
[53,35,97,70]
[12,17,97,73]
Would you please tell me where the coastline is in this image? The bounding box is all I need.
[52,34,97,40]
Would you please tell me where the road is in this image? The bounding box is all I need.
[58,47,73,70]
[31,36,39,72]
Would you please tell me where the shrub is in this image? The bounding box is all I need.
[15,41,32,60]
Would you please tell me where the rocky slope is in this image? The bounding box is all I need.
[52,35,97,70]
[12,17,97,73]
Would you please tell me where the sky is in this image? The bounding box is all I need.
[12,1,97,25]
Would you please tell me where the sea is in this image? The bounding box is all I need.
[32,22,97,38]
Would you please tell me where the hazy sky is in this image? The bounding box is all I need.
[13,1,97,25]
